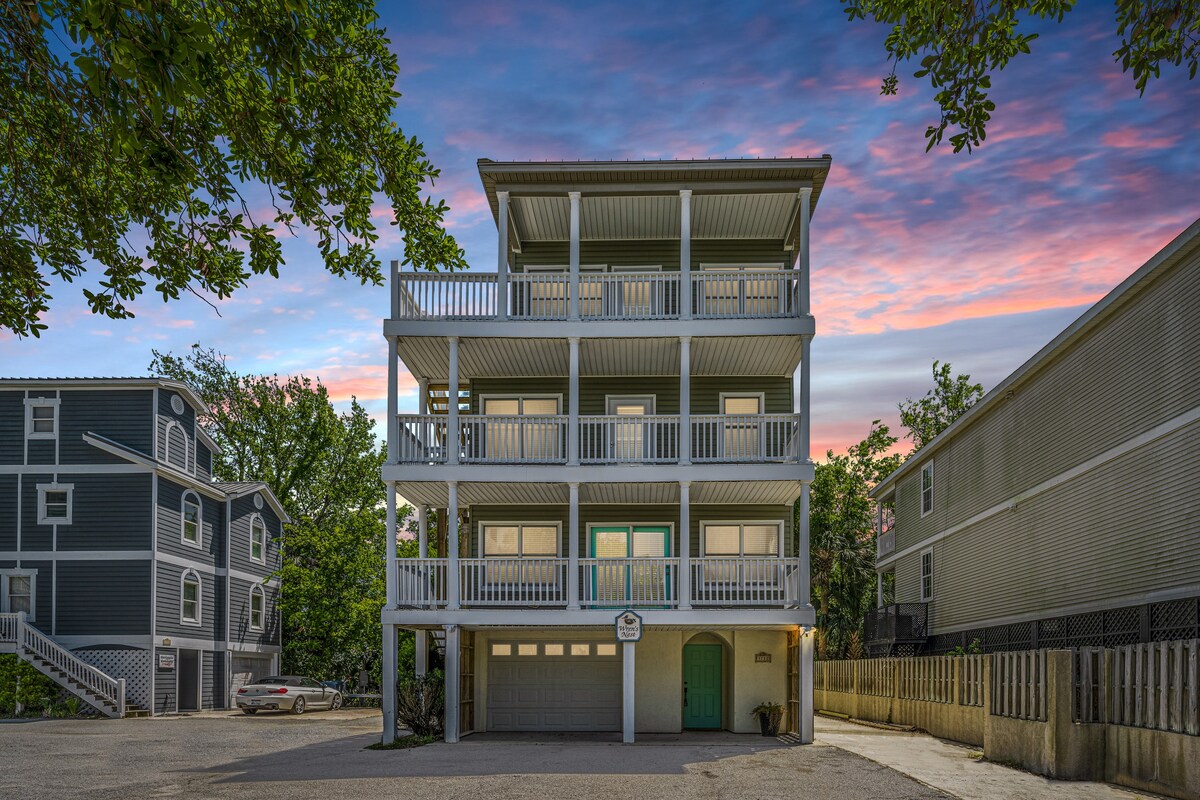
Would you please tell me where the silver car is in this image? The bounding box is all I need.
[236,675,343,715]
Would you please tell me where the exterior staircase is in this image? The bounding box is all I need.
[0,612,129,718]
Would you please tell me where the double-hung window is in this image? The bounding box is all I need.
[249,585,265,631]
[182,492,201,546]
[250,516,266,563]
[920,549,934,601]
[26,399,58,439]
[480,396,562,461]
[481,523,559,584]
[181,571,201,625]
[1,571,36,620]
[700,521,781,583]
[921,462,934,516]
[37,483,72,525]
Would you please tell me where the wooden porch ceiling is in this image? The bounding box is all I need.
[393,480,803,507]
[394,335,804,381]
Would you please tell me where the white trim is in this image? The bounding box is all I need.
[604,394,656,415]
[24,397,60,440]
[878,402,1200,569]
[226,641,282,654]
[699,263,786,270]
[0,463,152,475]
[181,490,203,548]
[478,393,564,414]
[249,514,267,564]
[229,568,278,588]
[248,584,266,631]
[585,522,675,557]
[0,550,153,561]
[477,521,564,558]
[153,552,278,586]
[1,568,38,621]
[919,548,934,602]
[718,391,766,415]
[920,461,934,518]
[36,482,73,525]
[180,569,202,626]
[698,520,785,557]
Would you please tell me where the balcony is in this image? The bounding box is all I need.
[394,557,804,610]
[395,413,802,465]
[393,269,802,322]
[877,529,895,559]
[865,603,929,658]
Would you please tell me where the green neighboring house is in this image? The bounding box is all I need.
[379,157,831,742]
[868,219,1200,657]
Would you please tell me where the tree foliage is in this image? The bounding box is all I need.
[898,360,984,452]
[1,0,465,337]
[150,344,395,681]
[842,0,1200,152]
[808,421,903,660]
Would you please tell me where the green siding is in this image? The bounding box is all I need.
[468,376,791,413]
[513,239,790,272]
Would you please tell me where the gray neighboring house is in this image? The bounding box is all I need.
[867,218,1200,657]
[0,378,286,715]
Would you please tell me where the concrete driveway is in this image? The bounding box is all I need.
[2,708,951,800]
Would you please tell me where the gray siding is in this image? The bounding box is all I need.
[156,477,222,566]
[57,472,153,551]
[888,244,1200,632]
[155,561,218,639]
[56,560,152,635]
[202,651,216,709]
[59,389,154,463]
[0,474,15,550]
[156,389,197,471]
[19,473,53,551]
[196,443,213,480]
[229,575,280,647]
[24,560,51,626]
[155,646,177,714]
[227,494,280,576]
[0,391,23,464]
[26,437,54,466]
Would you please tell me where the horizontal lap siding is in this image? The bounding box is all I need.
[58,473,152,551]
[228,495,280,577]
[20,474,52,551]
[895,247,1200,556]
[196,444,212,481]
[202,651,217,709]
[157,389,196,469]
[59,390,154,463]
[56,560,151,635]
[25,560,51,626]
[470,376,790,413]
[229,575,280,647]
[470,378,569,412]
[0,392,24,463]
[155,561,218,639]
[929,419,1200,633]
[155,647,176,713]
[581,377,679,413]
[0,475,15,549]
[156,477,222,566]
[513,240,790,272]
[690,377,793,411]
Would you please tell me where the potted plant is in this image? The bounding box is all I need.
[751,701,784,736]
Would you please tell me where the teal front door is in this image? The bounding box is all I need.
[682,644,722,729]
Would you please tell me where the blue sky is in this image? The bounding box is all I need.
[3,1,1198,456]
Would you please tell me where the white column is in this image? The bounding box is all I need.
[799,335,811,463]
[389,259,400,319]
[876,571,884,609]
[387,336,399,464]
[444,624,461,743]
[381,624,397,743]
[679,336,691,465]
[417,376,429,457]
[568,336,580,465]
[568,191,581,321]
[678,481,691,610]
[798,481,811,609]
[799,630,814,744]
[567,482,580,610]
[622,641,636,744]
[798,186,812,317]
[447,336,460,465]
[496,191,510,320]
[447,481,460,610]
[679,189,692,320]
[416,504,429,676]
[385,481,397,606]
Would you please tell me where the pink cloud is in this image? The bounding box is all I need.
[1099,128,1180,150]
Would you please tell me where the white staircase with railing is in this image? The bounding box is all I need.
[0,612,128,718]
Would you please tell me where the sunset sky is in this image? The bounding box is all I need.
[3,2,1198,458]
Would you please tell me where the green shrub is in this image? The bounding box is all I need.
[395,671,444,737]
[0,655,60,715]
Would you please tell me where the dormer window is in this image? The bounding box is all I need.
[26,398,59,439]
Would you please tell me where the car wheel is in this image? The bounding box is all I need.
[291,696,306,715]
[330,693,342,711]
[242,709,258,715]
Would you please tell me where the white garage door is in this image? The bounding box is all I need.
[487,641,622,732]
[231,655,273,704]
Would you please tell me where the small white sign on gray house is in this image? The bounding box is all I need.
[615,610,643,642]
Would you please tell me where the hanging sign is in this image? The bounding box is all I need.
[615,610,643,642]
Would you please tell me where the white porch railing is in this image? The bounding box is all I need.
[690,558,802,606]
[691,414,801,462]
[459,415,568,463]
[877,529,896,559]
[395,272,496,320]
[691,270,799,319]
[579,415,680,463]
[459,559,568,606]
[1,612,125,717]
[395,558,447,609]
[396,414,449,464]
[392,269,803,321]
[578,558,679,608]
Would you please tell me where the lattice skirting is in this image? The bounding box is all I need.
[72,646,153,710]
[922,595,1200,656]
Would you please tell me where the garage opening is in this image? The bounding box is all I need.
[487,641,621,731]
[231,654,273,707]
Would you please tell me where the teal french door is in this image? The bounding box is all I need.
[588,525,671,607]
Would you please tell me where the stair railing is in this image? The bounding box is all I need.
[14,612,125,718]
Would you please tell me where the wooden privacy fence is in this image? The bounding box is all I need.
[814,654,981,704]
[991,649,1048,722]
[1075,639,1200,735]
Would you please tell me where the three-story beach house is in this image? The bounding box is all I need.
[380,157,830,743]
